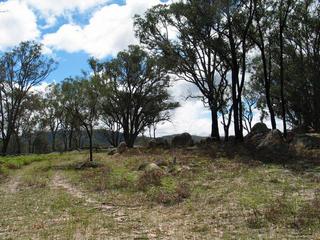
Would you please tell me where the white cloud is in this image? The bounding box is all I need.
[22,0,109,27]
[157,100,212,137]
[0,0,39,50]
[42,0,169,58]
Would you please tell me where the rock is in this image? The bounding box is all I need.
[75,161,102,170]
[251,122,270,135]
[172,133,194,148]
[138,162,149,171]
[108,149,117,155]
[291,133,320,150]
[117,142,127,154]
[148,138,169,149]
[257,129,286,152]
[245,123,270,147]
[155,159,169,167]
[145,163,163,172]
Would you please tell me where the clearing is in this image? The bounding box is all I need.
[0,146,320,239]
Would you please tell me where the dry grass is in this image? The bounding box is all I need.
[0,147,320,239]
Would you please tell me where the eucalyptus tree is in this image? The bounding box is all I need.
[0,41,56,155]
[41,84,62,152]
[249,0,277,129]
[16,93,42,153]
[98,45,179,147]
[135,0,256,141]
[60,76,99,161]
[134,1,230,140]
[281,0,320,131]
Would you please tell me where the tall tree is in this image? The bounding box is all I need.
[250,0,277,129]
[134,1,230,140]
[42,84,62,152]
[60,76,99,162]
[98,45,178,147]
[0,41,56,155]
[278,0,293,137]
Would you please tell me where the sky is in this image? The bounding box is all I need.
[0,0,279,137]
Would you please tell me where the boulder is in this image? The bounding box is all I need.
[245,123,270,147]
[172,133,194,148]
[251,122,270,135]
[148,138,169,149]
[117,142,127,154]
[291,133,320,150]
[257,129,286,152]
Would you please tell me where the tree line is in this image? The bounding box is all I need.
[0,0,319,157]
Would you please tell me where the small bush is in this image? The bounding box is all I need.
[147,182,191,205]
[137,169,164,190]
[246,209,267,229]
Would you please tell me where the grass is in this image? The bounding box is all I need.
[0,147,320,239]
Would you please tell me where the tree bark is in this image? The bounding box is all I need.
[52,132,56,152]
[210,106,220,140]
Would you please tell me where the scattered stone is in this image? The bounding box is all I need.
[144,163,163,172]
[172,133,194,148]
[138,162,149,171]
[75,161,102,170]
[117,142,127,154]
[108,149,117,155]
[155,159,169,167]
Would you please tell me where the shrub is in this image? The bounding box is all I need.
[137,169,164,190]
[147,181,191,205]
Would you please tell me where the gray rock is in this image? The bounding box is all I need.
[155,159,169,167]
[148,138,169,149]
[117,142,127,154]
[257,129,286,152]
[245,123,270,147]
[172,133,194,148]
[145,163,163,172]
[108,149,117,155]
[291,133,320,149]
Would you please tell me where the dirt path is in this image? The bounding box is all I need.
[50,172,115,211]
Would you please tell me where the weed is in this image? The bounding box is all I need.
[137,169,164,190]
[294,192,320,231]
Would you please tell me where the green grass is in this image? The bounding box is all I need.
[0,148,320,239]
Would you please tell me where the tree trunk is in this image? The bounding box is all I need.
[16,134,21,154]
[264,44,277,129]
[280,21,287,138]
[68,128,73,150]
[89,133,93,162]
[52,132,56,152]
[231,68,243,141]
[224,127,229,142]
[28,137,32,154]
[2,137,10,156]
[210,106,220,141]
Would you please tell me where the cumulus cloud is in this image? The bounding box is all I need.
[0,0,39,50]
[22,0,109,27]
[42,0,169,58]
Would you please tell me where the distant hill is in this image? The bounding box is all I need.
[160,134,207,143]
